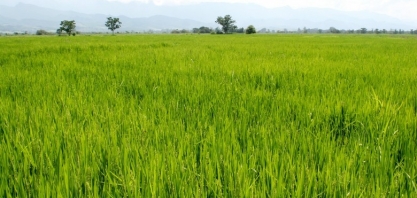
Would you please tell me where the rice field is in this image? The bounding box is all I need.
[0,34,417,197]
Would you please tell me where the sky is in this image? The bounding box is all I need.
[1,0,417,21]
[155,0,416,21]
[113,0,417,21]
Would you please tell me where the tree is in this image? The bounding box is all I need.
[199,26,212,33]
[192,26,212,34]
[246,25,256,34]
[105,17,122,35]
[171,29,190,34]
[329,27,340,33]
[36,29,51,35]
[58,20,76,36]
[215,15,237,34]
[192,28,199,33]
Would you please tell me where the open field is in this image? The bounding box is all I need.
[1,34,417,197]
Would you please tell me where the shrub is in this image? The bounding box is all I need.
[246,25,256,34]
[36,29,51,35]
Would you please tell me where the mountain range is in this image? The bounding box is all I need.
[0,2,415,33]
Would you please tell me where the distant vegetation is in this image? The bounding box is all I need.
[192,26,212,34]
[57,20,76,36]
[171,29,190,34]
[215,15,237,34]
[246,25,256,34]
[1,14,416,36]
[35,29,54,35]
[105,17,122,35]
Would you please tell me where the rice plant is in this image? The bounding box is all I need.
[0,34,416,197]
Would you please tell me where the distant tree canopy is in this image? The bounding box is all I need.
[105,17,122,34]
[215,15,237,34]
[36,29,52,35]
[246,25,256,34]
[329,27,340,34]
[57,20,76,36]
[171,29,190,34]
[192,26,212,33]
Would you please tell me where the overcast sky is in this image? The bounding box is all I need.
[1,0,416,21]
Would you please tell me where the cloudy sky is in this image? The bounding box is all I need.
[1,0,416,21]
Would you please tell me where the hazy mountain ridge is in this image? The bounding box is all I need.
[0,2,414,33]
[0,3,214,32]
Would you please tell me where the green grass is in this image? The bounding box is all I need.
[1,34,417,197]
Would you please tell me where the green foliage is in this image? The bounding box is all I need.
[192,26,212,34]
[36,29,52,35]
[171,29,190,34]
[246,25,256,34]
[105,17,122,34]
[215,15,237,34]
[58,20,76,36]
[329,27,340,33]
[1,34,417,197]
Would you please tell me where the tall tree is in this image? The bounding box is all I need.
[215,15,237,34]
[58,20,76,36]
[105,17,122,35]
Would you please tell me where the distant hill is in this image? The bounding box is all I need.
[0,2,414,33]
[0,3,213,33]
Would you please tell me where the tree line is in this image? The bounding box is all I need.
[326,27,414,34]
[47,15,257,36]
[3,14,416,36]
[173,15,256,34]
[52,17,122,36]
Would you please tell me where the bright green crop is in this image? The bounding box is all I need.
[1,34,416,197]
